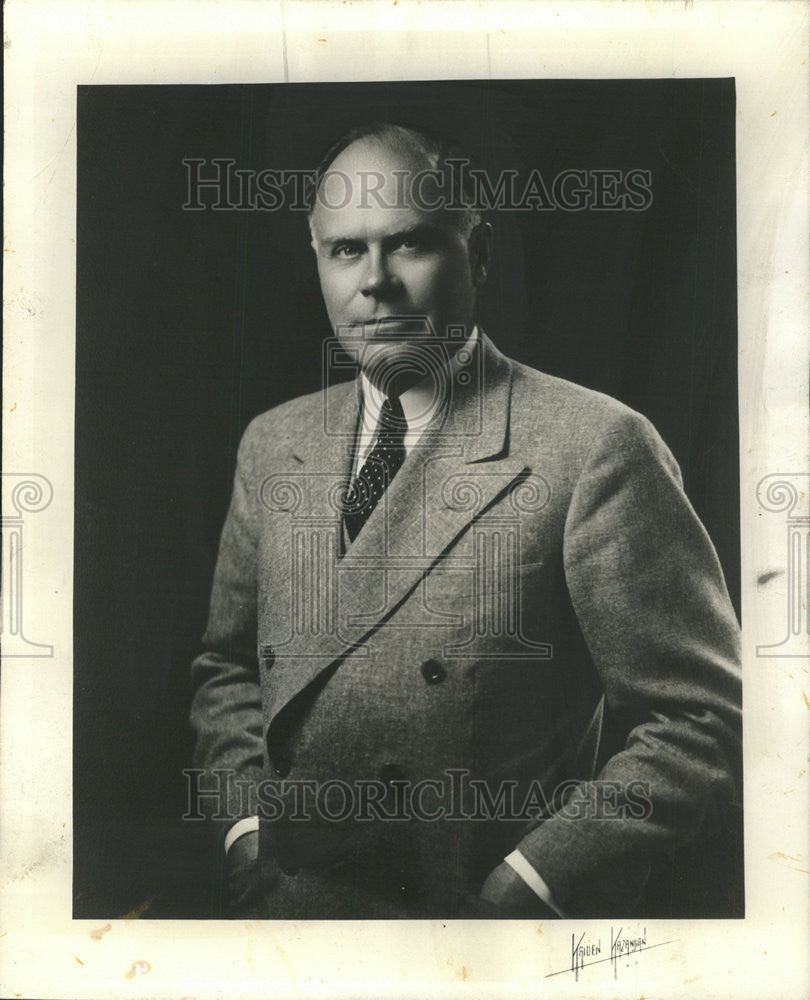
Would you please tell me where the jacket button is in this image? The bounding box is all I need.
[272,756,291,778]
[281,864,299,877]
[420,659,446,684]
[379,763,405,784]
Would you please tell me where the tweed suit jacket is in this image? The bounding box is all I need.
[189,332,742,919]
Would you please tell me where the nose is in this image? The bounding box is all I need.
[360,247,396,298]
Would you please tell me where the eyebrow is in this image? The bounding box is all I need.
[317,222,446,250]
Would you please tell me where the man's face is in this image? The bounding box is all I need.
[309,138,488,392]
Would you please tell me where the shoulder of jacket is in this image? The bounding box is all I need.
[505,358,675,482]
[509,360,652,435]
[242,381,351,437]
[236,381,353,465]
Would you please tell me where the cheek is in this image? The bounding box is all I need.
[318,266,355,313]
[408,258,455,300]
[416,258,473,313]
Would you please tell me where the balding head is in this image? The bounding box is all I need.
[308,122,482,237]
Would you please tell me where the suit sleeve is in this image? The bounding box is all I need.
[188,420,266,841]
[515,407,742,916]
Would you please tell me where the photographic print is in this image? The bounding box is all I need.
[2,3,808,998]
[74,79,743,924]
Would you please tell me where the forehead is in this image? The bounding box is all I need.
[310,137,450,241]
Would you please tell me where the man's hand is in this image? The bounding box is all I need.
[479,861,558,918]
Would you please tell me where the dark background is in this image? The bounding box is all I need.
[75,80,741,918]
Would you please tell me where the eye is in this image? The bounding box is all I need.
[333,242,363,259]
[393,230,439,253]
[396,236,421,251]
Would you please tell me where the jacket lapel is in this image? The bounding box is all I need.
[262,333,529,728]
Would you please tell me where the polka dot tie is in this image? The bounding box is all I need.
[344,396,408,543]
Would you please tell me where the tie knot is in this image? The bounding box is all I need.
[379,396,407,436]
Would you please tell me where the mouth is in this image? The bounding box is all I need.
[351,316,433,339]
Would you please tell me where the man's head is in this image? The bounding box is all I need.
[308,122,492,394]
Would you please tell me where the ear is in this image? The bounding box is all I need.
[468,221,493,287]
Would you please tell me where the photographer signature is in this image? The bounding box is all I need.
[545,927,678,980]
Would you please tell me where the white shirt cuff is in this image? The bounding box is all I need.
[503,849,567,918]
[223,815,259,855]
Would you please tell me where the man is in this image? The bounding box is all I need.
[189,122,742,919]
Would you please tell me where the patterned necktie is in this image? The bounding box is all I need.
[344,396,408,543]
